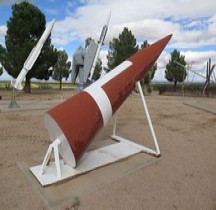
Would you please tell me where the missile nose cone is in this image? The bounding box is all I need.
[48,19,55,30]
[163,34,172,45]
[106,11,111,25]
[50,19,55,25]
[128,34,172,78]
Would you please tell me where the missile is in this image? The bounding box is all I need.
[44,34,172,168]
[12,19,55,90]
[88,12,111,81]
[98,11,111,45]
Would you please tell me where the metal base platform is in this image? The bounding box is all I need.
[30,138,147,186]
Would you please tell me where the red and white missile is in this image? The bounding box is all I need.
[44,34,172,168]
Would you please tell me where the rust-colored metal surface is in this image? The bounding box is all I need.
[45,34,172,167]
[47,92,103,164]
[102,34,172,113]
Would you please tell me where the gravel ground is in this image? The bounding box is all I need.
[0,91,216,210]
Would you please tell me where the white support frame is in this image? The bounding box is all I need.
[40,139,62,179]
[112,81,160,157]
[30,80,160,186]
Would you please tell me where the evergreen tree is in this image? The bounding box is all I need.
[165,49,187,91]
[107,27,138,70]
[0,2,58,93]
[92,58,102,80]
[0,66,3,77]
[52,50,71,90]
[0,45,6,77]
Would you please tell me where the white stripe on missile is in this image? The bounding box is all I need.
[84,61,132,125]
[85,85,112,125]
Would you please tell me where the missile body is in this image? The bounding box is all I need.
[12,19,55,90]
[88,12,111,80]
[44,34,172,167]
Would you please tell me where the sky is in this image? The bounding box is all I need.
[0,0,216,82]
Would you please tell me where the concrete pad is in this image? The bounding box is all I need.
[30,139,154,186]
[17,152,160,209]
[0,100,60,113]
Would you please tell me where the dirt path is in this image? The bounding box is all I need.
[0,91,216,209]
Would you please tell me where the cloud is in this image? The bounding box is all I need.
[181,51,216,82]
[183,18,208,30]
[1,0,216,51]
[56,0,216,82]
[0,25,7,36]
[153,50,216,82]
[52,31,79,46]
[109,19,180,44]
[51,0,216,51]
[183,51,216,66]
[0,25,7,46]
[1,0,215,83]
[99,49,108,67]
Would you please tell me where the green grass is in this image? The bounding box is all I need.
[0,81,76,91]
[31,81,76,90]
[0,81,11,90]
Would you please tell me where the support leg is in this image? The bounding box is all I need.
[112,81,160,157]
[40,144,53,175]
[136,81,160,155]
[112,115,118,136]
[9,88,20,109]
[53,140,61,179]
[40,139,62,179]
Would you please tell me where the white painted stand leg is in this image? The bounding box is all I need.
[40,139,62,179]
[112,81,160,156]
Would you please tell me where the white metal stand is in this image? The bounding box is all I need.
[112,81,160,156]
[40,139,62,179]
[9,88,20,109]
[30,81,160,186]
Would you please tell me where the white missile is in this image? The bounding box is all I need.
[88,12,111,81]
[12,19,55,90]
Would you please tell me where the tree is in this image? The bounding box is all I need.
[0,66,3,77]
[165,49,187,91]
[0,2,58,93]
[140,40,157,92]
[0,45,6,77]
[92,58,102,80]
[52,50,71,90]
[107,27,138,70]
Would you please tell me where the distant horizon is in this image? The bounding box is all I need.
[0,75,207,85]
[0,79,208,85]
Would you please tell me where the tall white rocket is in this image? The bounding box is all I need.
[88,12,111,81]
[12,19,55,90]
